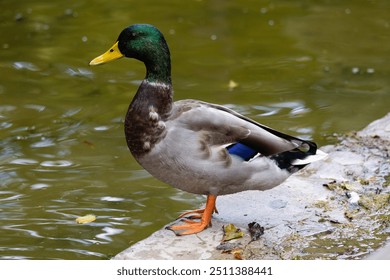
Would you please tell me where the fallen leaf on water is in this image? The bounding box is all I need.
[222,223,244,242]
[228,80,238,91]
[76,214,96,224]
[83,140,95,149]
[248,222,264,242]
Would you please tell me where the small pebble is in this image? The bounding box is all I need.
[347,191,360,205]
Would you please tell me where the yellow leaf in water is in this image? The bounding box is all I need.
[228,80,238,90]
[222,223,244,242]
[76,214,96,224]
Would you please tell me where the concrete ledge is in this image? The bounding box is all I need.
[114,113,390,260]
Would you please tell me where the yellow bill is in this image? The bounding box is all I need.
[89,41,124,66]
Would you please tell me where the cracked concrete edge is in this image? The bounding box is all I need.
[113,113,390,260]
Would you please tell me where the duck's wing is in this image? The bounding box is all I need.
[171,99,323,165]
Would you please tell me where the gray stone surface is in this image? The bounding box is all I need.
[114,113,390,260]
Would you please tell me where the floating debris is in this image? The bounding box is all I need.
[83,140,95,148]
[228,80,238,91]
[76,214,96,224]
[351,67,360,74]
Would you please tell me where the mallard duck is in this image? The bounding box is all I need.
[89,24,326,236]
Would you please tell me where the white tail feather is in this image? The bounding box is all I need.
[292,149,327,166]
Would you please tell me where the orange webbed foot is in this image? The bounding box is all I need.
[166,194,217,236]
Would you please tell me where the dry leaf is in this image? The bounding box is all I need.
[231,248,244,260]
[228,80,238,90]
[222,223,244,242]
[248,222,264,241]
[76,214,96,224]
[83,140,95,149]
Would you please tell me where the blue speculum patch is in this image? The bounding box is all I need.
[227,142,257,161]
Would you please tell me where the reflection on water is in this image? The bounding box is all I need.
[1,0,389,259]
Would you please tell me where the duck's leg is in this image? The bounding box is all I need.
[166,194,217,236]
[176,202,218,220]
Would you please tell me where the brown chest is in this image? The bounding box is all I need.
[124,105,167,157]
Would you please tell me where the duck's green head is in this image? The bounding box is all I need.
[90,24,171,84]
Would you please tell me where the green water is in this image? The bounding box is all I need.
[0,0,389,259]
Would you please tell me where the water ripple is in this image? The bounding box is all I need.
[100,196,125,202]
[24,104,46,112]
[13,61,40,71]
[30,138,56,148]
[10,158,39,165]
[40,160,74,167]
[96,227,124,242]
[2,225,44,239]
[252,105,281,117]
[0,191,25,202]
[64,67,94,79]
[0,105,17,113]
[30,183,50,190]
[53,248,106,258]
[0,121,13,130]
